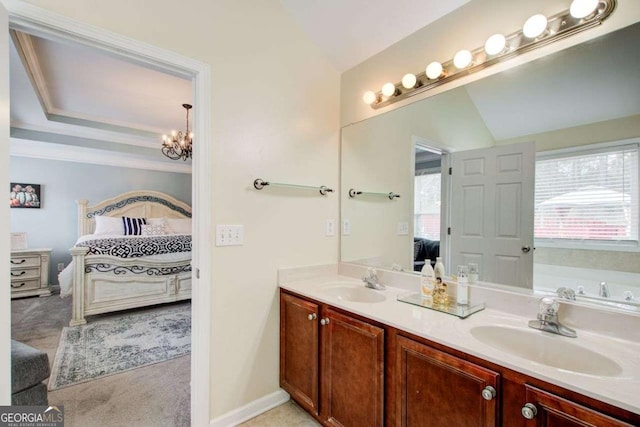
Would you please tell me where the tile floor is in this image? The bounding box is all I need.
[239,401,320,426]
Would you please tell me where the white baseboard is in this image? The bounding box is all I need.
[210,389,290,427]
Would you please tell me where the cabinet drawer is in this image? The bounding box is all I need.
[10,256,40,269]
[10,278,41,291]
[10,268,41,281]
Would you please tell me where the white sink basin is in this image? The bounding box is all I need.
[322,284,386,303]
[470,325,622,377]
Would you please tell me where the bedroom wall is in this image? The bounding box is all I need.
[17,0,341,421]
[9,156,192,285]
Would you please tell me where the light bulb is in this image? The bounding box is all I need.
[523,14,548,39]
[425,62,444,80]
[570,0,599,19]
[171,130,177,137]
[484,34,506,56]
[453,50,473,69]
[362,91,377,105]
[381,82,397,97]
[401,73,417,89]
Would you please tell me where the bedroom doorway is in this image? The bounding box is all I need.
[2,3,211,425]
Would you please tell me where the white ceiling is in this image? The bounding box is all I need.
[280,0,471,71]
[9,8,639,170]
[464,22,640,141]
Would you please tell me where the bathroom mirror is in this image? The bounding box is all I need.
[341,22,640,307]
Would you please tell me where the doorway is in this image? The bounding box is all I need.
[2,3,211,424]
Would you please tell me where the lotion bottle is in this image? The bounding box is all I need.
[456,265,469,305]
[420,260,435,301]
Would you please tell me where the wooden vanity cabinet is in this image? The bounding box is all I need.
[280,290,385,426]
[395,335,500,427]
[280,292,321,415]
[281,289,639,426]
[518,385,635,427]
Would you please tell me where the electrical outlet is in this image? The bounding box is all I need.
[342,219,351,236]
[216,225,244,246]
[325,219,336,237]
[57,263,65,272]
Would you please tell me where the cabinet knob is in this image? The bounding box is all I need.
[307,313,317,321]
[521,403,538,420]
[481,386,496,401]
[11,283,26,288]
[11,271,26,277]
[11,259,26,264]
[320,318,330,326]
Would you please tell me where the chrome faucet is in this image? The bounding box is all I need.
[362,267,386,291]
[599,282,610,298]
[528,297,577,338]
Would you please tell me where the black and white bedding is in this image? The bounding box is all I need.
[59,233,192,297]
[75,234,191,258]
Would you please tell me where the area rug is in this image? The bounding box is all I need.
[49,303,190,390]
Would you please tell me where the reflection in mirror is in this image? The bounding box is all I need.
[341,22,640,310]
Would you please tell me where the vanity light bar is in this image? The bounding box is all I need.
[364,0,616,109]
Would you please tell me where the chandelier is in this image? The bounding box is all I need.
[162,103,193,161]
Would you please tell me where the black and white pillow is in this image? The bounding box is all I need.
[122,217,147,235]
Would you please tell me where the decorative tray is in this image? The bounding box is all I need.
[397,292,485,319]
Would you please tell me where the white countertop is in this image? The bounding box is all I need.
[280,273,640,415]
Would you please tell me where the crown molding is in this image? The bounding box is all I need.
[11,30,170,137]
[10,120,158,148]
[10,137,191,174]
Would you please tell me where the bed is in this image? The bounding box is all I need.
[60,190,192,326]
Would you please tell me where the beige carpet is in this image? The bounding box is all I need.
[12,294,190,427]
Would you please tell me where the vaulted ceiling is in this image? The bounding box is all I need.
[9,5,640,172]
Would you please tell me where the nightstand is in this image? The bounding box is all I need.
[10,248,52,298]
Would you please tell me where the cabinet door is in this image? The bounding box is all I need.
[322,307,384,427]
[280,292,320,415]
[396,335,499,427]
[522,385,635,427]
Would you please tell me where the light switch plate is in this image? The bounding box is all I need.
[325,219,336,237]
[397,222,409,235]
[216,225,244,246]
[342,219,351,236]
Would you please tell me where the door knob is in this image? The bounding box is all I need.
[307,313,317,321]
[522,246,532,253]
[521,403,538,419]
[481,386,496,401]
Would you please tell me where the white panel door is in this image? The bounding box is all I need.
[450,142,535,288]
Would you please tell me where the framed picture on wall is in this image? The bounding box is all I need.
[10,183,42,208]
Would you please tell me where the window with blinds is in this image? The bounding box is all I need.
[535,144,639,243]
[414,173,441,240]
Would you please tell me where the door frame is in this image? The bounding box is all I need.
[1,1,212,424]
[411,136,452,269]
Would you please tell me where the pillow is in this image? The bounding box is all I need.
[141,223,169,236]
[166,218,191,234]
[94,216,124,235]
[148,217,175,234]
[122,217,147,236]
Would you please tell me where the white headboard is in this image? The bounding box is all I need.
[77,190,192,237]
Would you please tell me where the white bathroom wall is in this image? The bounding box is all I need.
[13,0,341,420]
[341,87,494,270]
[341,0,640,126]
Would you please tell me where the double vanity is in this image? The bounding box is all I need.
[279,264,640,426]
